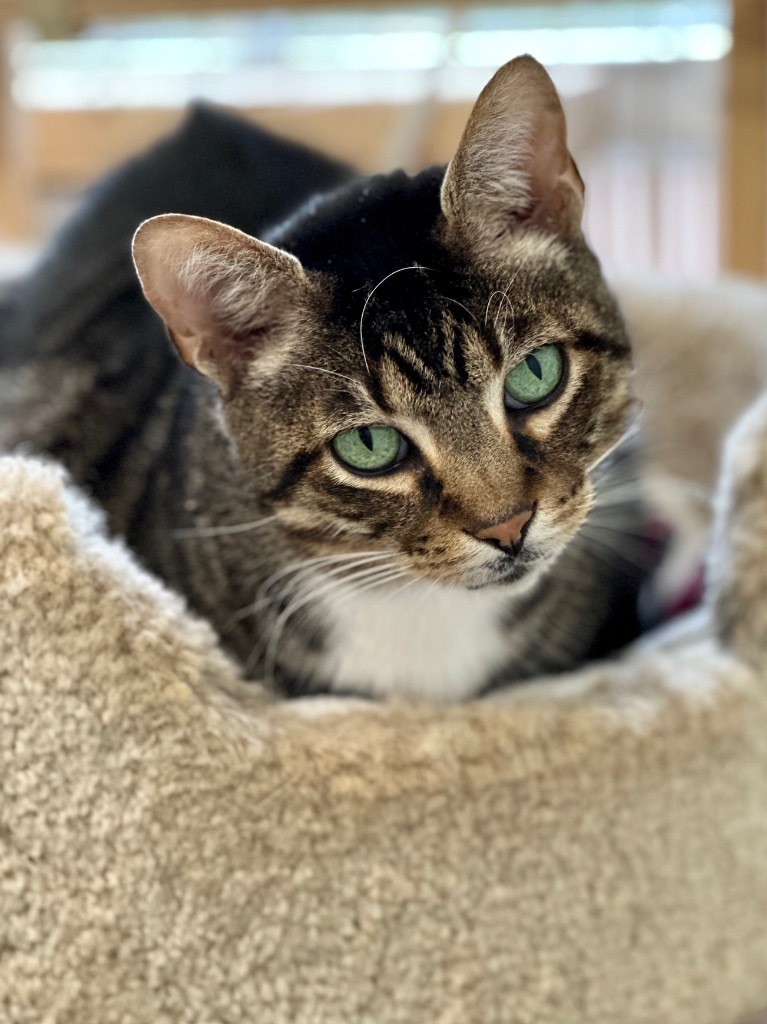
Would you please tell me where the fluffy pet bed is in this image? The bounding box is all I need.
[3,276,767,1024]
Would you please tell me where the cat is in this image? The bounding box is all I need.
[0,55,649,700]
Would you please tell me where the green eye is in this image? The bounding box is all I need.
[504,344,564,409]
[331,425,406,473]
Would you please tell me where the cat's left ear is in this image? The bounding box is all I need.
[132,214,311,395]
[441,55,584,253]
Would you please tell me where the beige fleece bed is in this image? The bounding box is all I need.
[2,276,767,1024]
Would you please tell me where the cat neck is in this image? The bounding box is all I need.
[310,574,543,702]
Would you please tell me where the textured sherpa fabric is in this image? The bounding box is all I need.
[3,277,767,1024]
[2,456,767,1024]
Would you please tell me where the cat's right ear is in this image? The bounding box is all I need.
[441,55,584,257]
[132,214,311,395]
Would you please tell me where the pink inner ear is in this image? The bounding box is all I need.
[166,263,296,391]
[441,55,585,243]
[525,127,584,237]
[133,214,310,393]
[166,291,261,379]
[140,252,235,376]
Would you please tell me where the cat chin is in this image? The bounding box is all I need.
[461,556,549,593]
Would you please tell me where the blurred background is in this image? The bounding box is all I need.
[0,0,763,282]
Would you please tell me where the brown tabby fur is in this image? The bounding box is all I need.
[1,56,643,699]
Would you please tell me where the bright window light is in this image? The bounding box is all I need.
[12,1,731,111]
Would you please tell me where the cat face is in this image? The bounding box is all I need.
[133,56,632,593]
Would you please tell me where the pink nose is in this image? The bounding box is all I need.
[472,508,534,550]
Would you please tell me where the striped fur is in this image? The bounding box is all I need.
[0,57,650,699]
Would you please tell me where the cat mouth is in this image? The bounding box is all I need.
[466,552,547,590]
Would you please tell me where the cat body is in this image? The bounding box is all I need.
[0,57,647,699]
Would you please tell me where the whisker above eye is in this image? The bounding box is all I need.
[439,295,478,325]
[485,267,522,331]
[359,264,435,376]
[494,287,515,334]
[484,289,510,328]
[290,363,363,389]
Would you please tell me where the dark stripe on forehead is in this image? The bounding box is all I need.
[265,448,322,503]
[483,326,504,368]
[363,371,394,414]
[384,345,433,392]
[576,331,630,358]
[506,311,531,343]
[449,323,469,383]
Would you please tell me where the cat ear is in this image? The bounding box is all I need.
[132,214,310,394]
[441,55,584,253]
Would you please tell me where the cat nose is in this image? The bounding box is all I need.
[471,507,534,552]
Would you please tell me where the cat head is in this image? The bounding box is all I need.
[133,55,631,592]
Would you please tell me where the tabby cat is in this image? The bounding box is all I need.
[0,55,647,699]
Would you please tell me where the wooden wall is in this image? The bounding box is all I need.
[723,0,767,277]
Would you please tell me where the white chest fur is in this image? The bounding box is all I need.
[317,579,516,701]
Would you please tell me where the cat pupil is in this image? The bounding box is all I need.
[527,355,543,380]
[360,426,374,451]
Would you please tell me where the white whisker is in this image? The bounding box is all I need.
[260,559,402,686]
[484,290,502,326]
[173,515,278,539]
[359,265,433,375]
[265,554,396,612]
[496,268,522,333]
[329,566,410,606]
[260,550,390,598]
[234,550,393,622]
[440,295,478,325]
[587,418,642,475]
[382,575,420,601]
[593,481,642,504]
[585,519,651,544]
[290,363,363,389]
[576,529,648,571]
